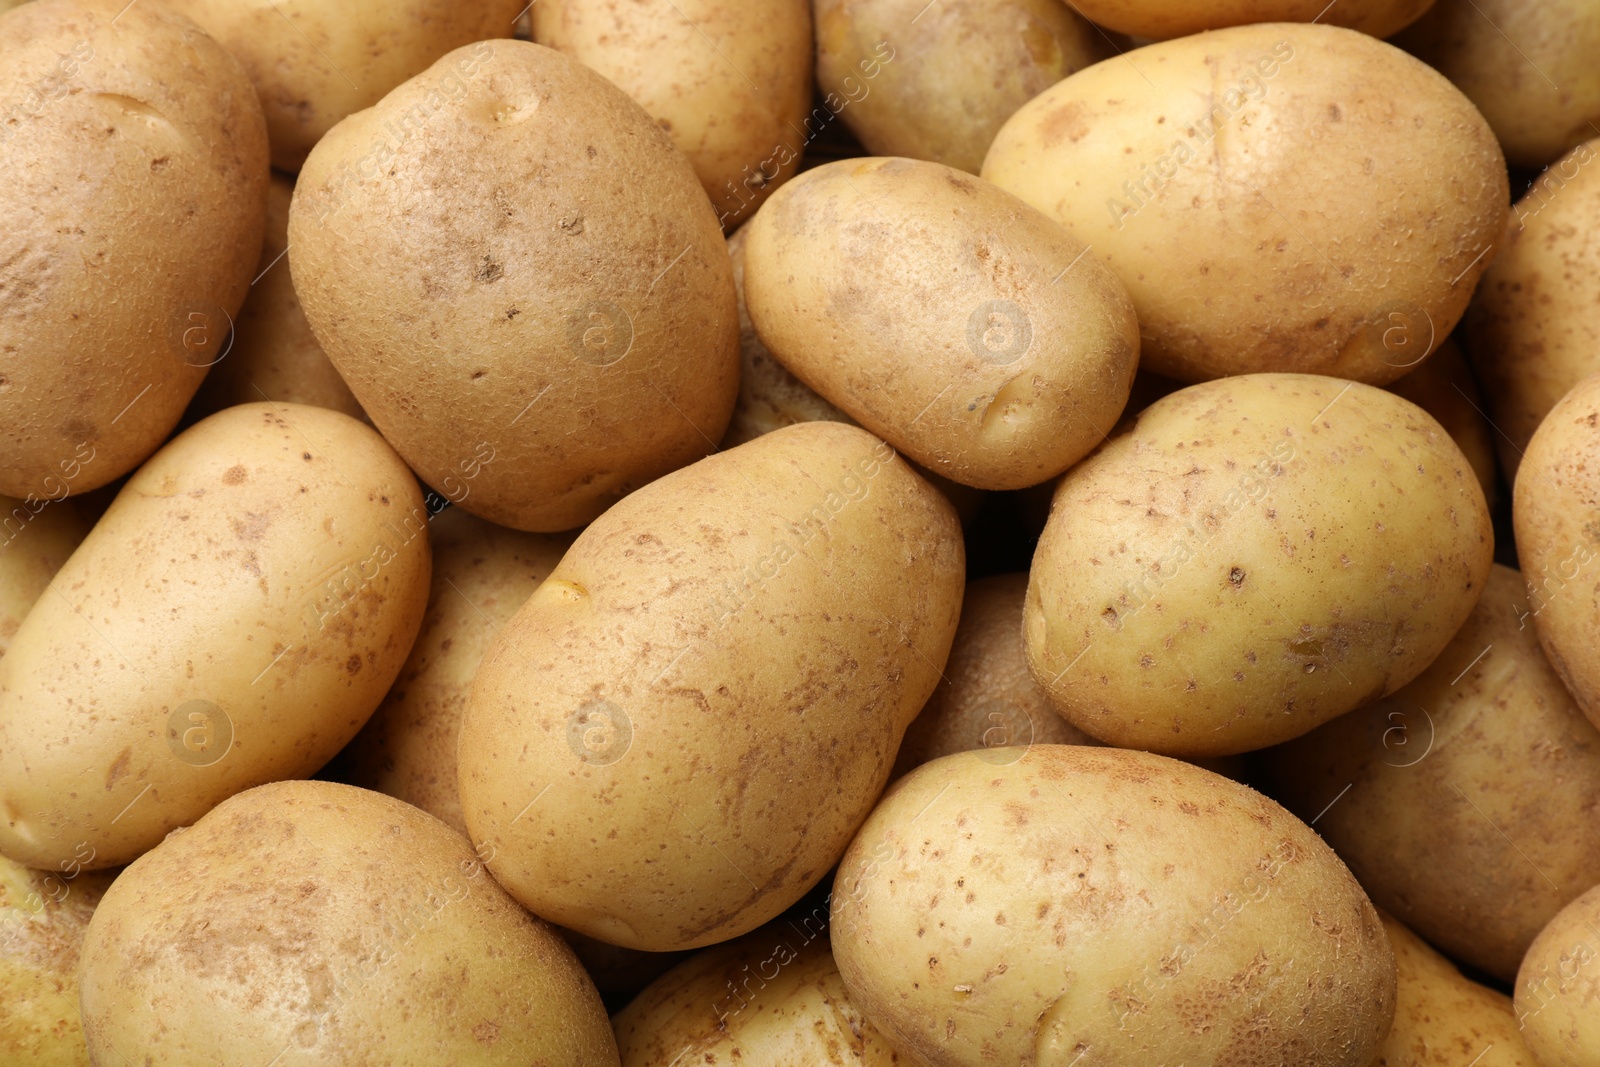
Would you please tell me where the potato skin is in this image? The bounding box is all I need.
[832,746,1395,1067]
[1515,884,1600,1067]
[1386,337,1496,506]
[1066,0,1435,39]
[0,0,268,500]
[290,41,739,532]
[1026,374,1493,757]
[982,23,1508,385]
[458,421,964,952]
[77,781,619,1066]
[0,403,431,871]
[0,494,86,659]
[744,158,1139,491]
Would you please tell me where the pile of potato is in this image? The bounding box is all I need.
[3,0,1600,1063]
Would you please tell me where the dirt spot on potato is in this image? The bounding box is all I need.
[222,464,248,485]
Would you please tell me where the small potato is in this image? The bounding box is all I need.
[1064,0,1436,39]
[1386,337,1497,505]
[1026,374,1493,757]
[832,747,1395,1067]
[1515,884,1600,1067]
[983,23,1508,384]
[0,495,86,658]
[744,158,1139,491]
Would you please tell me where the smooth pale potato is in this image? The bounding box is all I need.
[78,781,619,1066]
[1261,565,1600,982]
[832,746,1395,1067]
[1026,374,1493,757]
[982,23,1508,385]
[535,0,813,230]
[1386,337,1497,505]
[1065,0,1435,39]
[811,0,1108,175]
[291,41,739,532]
[1515,884,1600,1067]
[156,0,525,172]
[744,157,1139,491]
[0,494,86,658]
[459,421,964,952]
[0,0,268,500]
[0,403,430,871]
[1467,139,1600,482]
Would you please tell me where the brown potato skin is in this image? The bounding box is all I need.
[0,494,86,659]
[1515,885,1600,1067]
[1386,337,1497,506]
[0,0,268,500]
[1068,0,1436,39]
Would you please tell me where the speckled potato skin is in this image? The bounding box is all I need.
[744,158,1139,491]
[535,0,812,229]
[157,0,525,172]
[0,0,268,501]
[1466,139,1600,483]
[982,23,1508,385]
[1261,565,1600,982]
[1026,374,1493,757]
[813,0,1109,175]
[0,403,431,872]
[831,746,1396,1067]
[1515,884,1600,1067]
[1065,0,1435,39]
[1386,337,1496,506]
[77,781,619,1066]
[0,494,86,659]
[290,42,739,533]
[459,421,964,952]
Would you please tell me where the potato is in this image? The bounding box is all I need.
[535,0,813,230]
[155,0,525,172]
[458,421,964,952]
[1064,0,1435,39]
[982,23,1508,385]
[0,402,430,871]
[0,494,86,659]
[832,746,1395,1067]
[78,780,618,1065]
[1386,336,1497,505]
[1515,883,1600,1067]
[0,0,268,500]
[290,41,739,533]
[1260,565,1600,982]
[1026,374,1493,757]
[812,0,1108,175]
[744,157,1139,491]
[1466,139,1600,482]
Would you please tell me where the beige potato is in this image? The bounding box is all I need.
[1261,565,1600,982]
[78,780,618,1066]
[1066,0,1435,39]
[291,41,739,532]
[459,421,964,952]
[0,402,430,871]
[0,494,86,658]
[0,0,268,501]
[832,746,1395,1067]
[1515,884,1600,1067]
[744,157,1139,490]
[1026,374,1493,757]
[1386,337,1497,505]
[982,23,1507,385]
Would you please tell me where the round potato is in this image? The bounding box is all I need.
[744,157,1139,490]
[1065,0,1435,39]
[832,746,1395,1067]
[1515,884,1600,1067]
[0,402,431,871]
[459,421,964,952]
[0,0,268,500]
[78,780,618,1066]
[1386,336,1497,505]
[982,23,1507,385]
[1026,374,1493,757]
[0,494,86,659]
[290,41,739,532]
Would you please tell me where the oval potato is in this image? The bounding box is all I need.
[1515,884,1600,1067]
[0,494,86,659]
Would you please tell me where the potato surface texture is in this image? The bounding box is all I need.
[1515,883,1600,1067]
[0,492,86,659]
[1066,0,1436,39]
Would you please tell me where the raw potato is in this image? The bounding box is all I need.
[156,0,525,172]
[1026,374,1493,757]
[1386,337,1497,505]
[0,494,86,658]
[0,403,431,871]
[1064,0,1436,39]
[744,157,1139,491]
[1515,884,1600,1067]
[1467,139,1600,482]
[535,0,813,229]
[812,0,1108,175]
[77,780,619,1066]
[459,421,964,952]
[982,23,1508,385]
[0,0,268,500]
[832,746,1396,1067]
[1261,565,1600,982]
[291,41,739,532]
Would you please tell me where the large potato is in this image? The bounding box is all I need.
[1515,884,1600,1067]
[291,42,739,532]
[1065,0,1435,39]
[1386,336,1497,505]
[744,157,1139,491]
[0,0,268,500]
[0,494,86,659]
[1261,565,1600,981]
[1026,374,1493,757]
[982,23,1507,385]
[78,780,619,1066]
[0,403,430,871]
[459,421,964,952]
[832,746,1395,1067]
